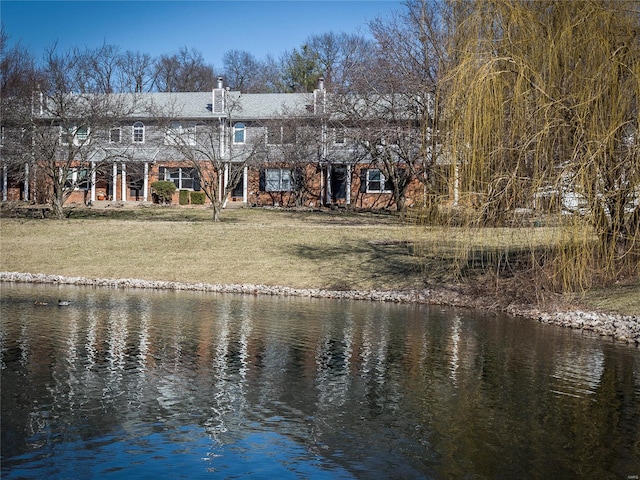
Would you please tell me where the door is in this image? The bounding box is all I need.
[330,165,347,202]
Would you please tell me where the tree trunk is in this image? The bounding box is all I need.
[51,184,65,219]
[212,200,222,222]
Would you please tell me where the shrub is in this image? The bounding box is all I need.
[190,191,206,205]
[150,180,176,204]
[179,190,190,205]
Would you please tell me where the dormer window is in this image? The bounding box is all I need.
[133,122,145,143]
[233,123,245,144]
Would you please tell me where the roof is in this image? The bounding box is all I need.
[37,88,427,124]
[232,93,316,120]
[39,90,321,122]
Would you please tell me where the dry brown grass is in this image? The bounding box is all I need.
[1,205,637,314]
[0,207,418,291]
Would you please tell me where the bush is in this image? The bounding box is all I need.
[190,191,206,205]
[150,181,176,204]
[179,190,190,205]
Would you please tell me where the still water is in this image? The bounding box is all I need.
[1,282,639,479]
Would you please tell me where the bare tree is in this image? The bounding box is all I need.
[330,91,425,212]
[118,50,155,93]
[32,45,143,218]
[222,49,264,92]
[1,28,45,201]
[84,43,122,93]
[154,47,216,92]
[306,32,375,92]
[162,95,261,221]
[260,54,288,93]
[364,0,455,208]
[258,114,324,207]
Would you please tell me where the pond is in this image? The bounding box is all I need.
[1,282,639,479]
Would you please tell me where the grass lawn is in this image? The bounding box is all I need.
[1,204,638,315]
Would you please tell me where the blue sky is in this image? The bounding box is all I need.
[1,0,403,69]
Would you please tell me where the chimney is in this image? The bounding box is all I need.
[317,77,325,90]
[217,77,224,89]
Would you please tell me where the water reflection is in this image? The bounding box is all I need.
[1,283,639,479]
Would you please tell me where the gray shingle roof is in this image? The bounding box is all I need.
[137,91,317,120]
[231,92,315,120]
[39,90,319,121]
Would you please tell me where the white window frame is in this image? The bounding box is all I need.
[60,125,90,146]
[164,167,195,190]
[233,123,246,144]
[265,168,292,191]
[165,122,196,146]
[133,122,145,143]
[64,167,89,190]
[366,169,391,193]
[333,127,346,145]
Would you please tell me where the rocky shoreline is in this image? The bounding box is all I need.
[1,271,638,346]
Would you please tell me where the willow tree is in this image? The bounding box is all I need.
[446,0,639,291]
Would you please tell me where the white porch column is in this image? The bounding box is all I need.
[112,162,118,201]
[243,165,248,203]
[221,163,229,207]
[143,162,149,202]
[90,162,96,202]
[346,164,352,205]
[121,162,127,201]
[3,163,8,201]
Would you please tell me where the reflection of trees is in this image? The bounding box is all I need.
[2,288,639,478]
[315,313,354,410]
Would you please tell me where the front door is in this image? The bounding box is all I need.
[330,165,347,202]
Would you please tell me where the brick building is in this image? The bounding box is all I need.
[2,79,442,210]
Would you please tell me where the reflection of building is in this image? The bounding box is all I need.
[2,79,434,210]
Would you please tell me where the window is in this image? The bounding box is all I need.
[165,122,196,146]
[60,125,90,146]
[109,127,121,143]
[267,126,280,145]
[266,126,295,145]
[76,126,89,142]
[64,167,89,190]
[365,169,390,193]
[163,167,195,190]
[233,123,245,144]
[333,128,346,145]
[264,168,292,191]
[133,122,145,143]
